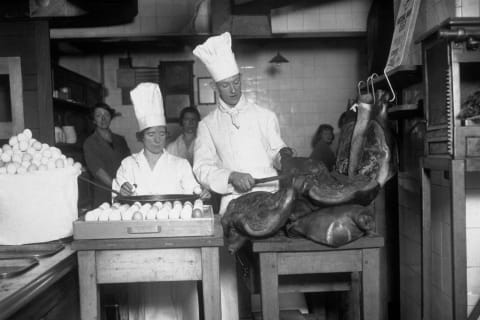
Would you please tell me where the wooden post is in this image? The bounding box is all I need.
[78,251,99,320]
[259,252,279,320]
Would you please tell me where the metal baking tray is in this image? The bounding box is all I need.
[0,257,39,279]
[115,194,199,205]
[0,242,65,259]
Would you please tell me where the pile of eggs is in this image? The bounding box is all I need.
[85,199,205,222]
[0,129,82,174]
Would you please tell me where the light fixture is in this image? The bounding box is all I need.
[269,51,289,65]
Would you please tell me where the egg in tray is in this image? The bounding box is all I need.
[73,199,215,239]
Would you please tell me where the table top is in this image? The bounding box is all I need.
[0,243,77,320]
[73,216,224,251]
[252,233,384,252]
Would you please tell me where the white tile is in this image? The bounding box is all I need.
[467,228,480,266]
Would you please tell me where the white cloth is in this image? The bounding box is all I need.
[130,82,166,131]
[193,96,286,214]
[166,133,195,166]
[193,32,239,82]
[112,150,200,320]
[113,150,200,195]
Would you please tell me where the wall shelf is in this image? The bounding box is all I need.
[53,98,90,111]
[361,65,422,91]
[387,103,422,119]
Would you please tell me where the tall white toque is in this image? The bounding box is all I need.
[130,82,166,131]
[193,32,239,82]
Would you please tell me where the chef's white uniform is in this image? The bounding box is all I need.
[193,95,287,320]
[194,95,286,214]
[113,150,200,320]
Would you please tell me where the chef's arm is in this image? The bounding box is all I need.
[228,172,255,193]
[264,112,292,170]
[193,122,232,194]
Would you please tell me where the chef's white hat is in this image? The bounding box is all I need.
[130,82,166,131]
[193,32,239,82]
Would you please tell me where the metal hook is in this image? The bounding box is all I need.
[357,80,366,97]
[384,68,396,102]
[367,73,379,103]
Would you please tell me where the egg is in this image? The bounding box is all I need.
[23,129,32,140]
[22,153,33,162]
[121,209,133,221]
[40,157,49,165]
[192,207,203,218]
[98,210,110,221]
[173,200,182,208]
[109,210,122,221]
[33,141,42,151]
[16,166,27,174]
[38,164,48,171]
[170,203,182,219]
[21,160,31,168]
[27,164,38,172]
[8,136,18,146]
[132,211,144,220]
[65,157,74,166]
[55,158,65,168]
[47,160,56,170]
[180,205,192,220]
[85,209,100,221]
[153,201,163,210]
[163,201,173,210]
[0,167,6,174]
[145,206,158,220]
[140,203,152,214]
[73,162,82,172]
[156,208,168,220]
[193,185,202,195]
[2,144,12,153]
[42,149,52,159]
[11,153,22,164]
[194,199,203,208]
[6,163,17,174]
[49,147,62,159]
[99,202,111,210]
[41,143,49,151]
[1,152,11,163]
[112,202,121,209]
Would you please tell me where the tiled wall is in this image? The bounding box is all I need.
[60,38,365,155]
[270,0,371,33]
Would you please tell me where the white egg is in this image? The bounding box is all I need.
[85,210,100,221]
[180,205,192,220]
[145,206,158,220]
[73,162,82,172]
[98,210,110,221]
[109,210,122,221]
[132,201,142,208]
[140,203,152,213]
[2,144,12,153]
[66,157,74,166]
[1,152,11,163]
[153,201,163,209]
[119,204,130,213]
[29,138,37,146]
[18,141,28,152]
[32,159,41,167]
[194,199,203,208]
[17,133,26,142]
[16,166,27,174]
[33,141,42,151]
[49,147,62,159]
[41,143,49,151]
[6,163,17,174]
[132,211,143,220]
[112,202,121,208]
[99,202,111,210]
[121,210,133,220]
[40,157,49,165]
[27,164,38,172]
[169,205,181,219]
[8,136,18,146]
[11,153,22,164]
[38,164,48,171]
[22,153,33,162]
[163,201,173,210]
[23,129,32,140]
[47,160,56,170]
[0,167,6,174]
[156,208,168,220]
[42,149,52,159]
[21,160,31,168]
[193,185,202,195]
[55,158,65,168]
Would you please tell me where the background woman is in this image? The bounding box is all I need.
[83,102,130,207]
[310,123,335,171]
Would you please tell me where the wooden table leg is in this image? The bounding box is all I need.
[201,247,221,320]
[259,252,279,320]
[362,248,380,320]
[78,251,99,320]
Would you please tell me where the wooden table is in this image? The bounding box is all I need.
[251,234,384,320]
[72,217,223,320]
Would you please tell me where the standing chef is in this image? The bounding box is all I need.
[192,32,293,319]
[112,82,205,320]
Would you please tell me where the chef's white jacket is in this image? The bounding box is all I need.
[193,96,287,213]
[113,149,199,195]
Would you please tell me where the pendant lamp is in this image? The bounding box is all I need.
[269,51,289,65]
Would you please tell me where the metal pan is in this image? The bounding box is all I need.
[115,194,199,205]
[0,242,65,259]
[0,257,39,279]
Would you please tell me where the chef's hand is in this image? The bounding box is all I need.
[193,185,211,200]
[229,172,255,193]
[120,182,136,196]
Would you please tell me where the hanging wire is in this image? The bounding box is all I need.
[357,80,366,97]
[368,73,379,103]
[384,67,396,102]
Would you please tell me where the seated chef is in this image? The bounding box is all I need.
[112,82,208,320]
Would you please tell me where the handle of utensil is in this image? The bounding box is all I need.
[254,174,289,185]
[78,174,122,196]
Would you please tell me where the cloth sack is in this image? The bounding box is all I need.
[0,166,80,245]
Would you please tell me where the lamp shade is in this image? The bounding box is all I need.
[269,51,289,64]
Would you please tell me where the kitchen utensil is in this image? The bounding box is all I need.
[78,175,122,196]
[0,257,39,279]
[0,242,64,259]
[253,172,312,185]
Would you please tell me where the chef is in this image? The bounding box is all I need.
[192,32,293,320]
[112,82,204,320]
